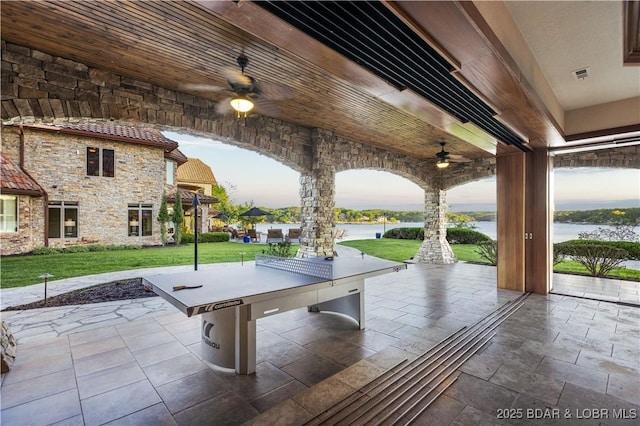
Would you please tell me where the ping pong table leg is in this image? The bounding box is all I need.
[312,281,366,329]
[235,304,257,375]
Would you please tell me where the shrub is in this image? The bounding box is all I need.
[475,240,497,265]
[446,227,492,244]
[32,247,63,255]
[561,239,639,260]
[578,224,638,243]
[157,191,170,245]
[180,233,194,244]
[262,241,293,257]
[555,243,629,277]
[64,246,90,253]
[552,244,566,266]
[172,195,184,245]
[383,227,423,240]
[199,232,230,243]
[101,244,141,251]
[381,226,492,244]
[86,244,109,252]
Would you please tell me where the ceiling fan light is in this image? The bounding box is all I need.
[230,95,254,113]
[436,159,450,169]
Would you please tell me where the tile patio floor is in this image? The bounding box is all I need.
[1,256,638,425]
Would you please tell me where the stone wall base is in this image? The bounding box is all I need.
[413,239,457,264]
[1,321,17,373]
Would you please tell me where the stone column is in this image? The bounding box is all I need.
[298,129,336,257]
[413,188,456,264]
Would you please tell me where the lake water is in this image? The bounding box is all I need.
[257,221,622,243]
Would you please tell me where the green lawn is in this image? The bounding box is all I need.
[1,239,638,288]
[0,243,267,288]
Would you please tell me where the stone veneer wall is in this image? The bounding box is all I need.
[1,126,175,251]
[553,145,640,169]
[0,194,45,256]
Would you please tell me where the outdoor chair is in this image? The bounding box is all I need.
[285,228,302,242]
[266,229,284,243]
[247,229,260,242]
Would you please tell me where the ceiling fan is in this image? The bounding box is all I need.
[180,54,292,117]
[435,142,471,169]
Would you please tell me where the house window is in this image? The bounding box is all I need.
[87,147,115,177]
[128,204,153,237]
[48,201,78,238]
[0,195,18,233]
[166,160,174,185]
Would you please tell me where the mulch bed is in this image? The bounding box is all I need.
[2,278,158,311]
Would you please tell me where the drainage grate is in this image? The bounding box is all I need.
[305,292,530,425]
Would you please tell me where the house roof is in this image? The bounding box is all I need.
[177,158,217,185]
[165,148,188,166]
[22,123,179,151]
[167,189,218,206]
[0,153,44,196]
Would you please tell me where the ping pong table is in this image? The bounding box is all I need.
[143,254,406,374]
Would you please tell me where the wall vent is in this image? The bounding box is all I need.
[572,67,590,80]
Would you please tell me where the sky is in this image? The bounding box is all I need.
[165,132,639,211]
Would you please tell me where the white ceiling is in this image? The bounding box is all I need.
[505,1,640,112]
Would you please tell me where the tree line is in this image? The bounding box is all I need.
[210,185,637,226]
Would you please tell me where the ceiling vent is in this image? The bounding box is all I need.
[572,67,590,80]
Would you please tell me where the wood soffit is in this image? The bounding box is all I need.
[0,1,597,162]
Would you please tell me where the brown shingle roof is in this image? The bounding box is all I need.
[0,153,44,196]
[22,123,179,151]
[177,158,217,185]
[165,148,188,166]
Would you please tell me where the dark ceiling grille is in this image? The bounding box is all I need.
[255,0,527,150]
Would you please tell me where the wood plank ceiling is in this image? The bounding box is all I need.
[0,1,563,162]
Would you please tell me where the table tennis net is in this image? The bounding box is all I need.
[255,254,332,280]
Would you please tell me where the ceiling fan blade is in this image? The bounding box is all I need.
[449,154,468,160]
[450,157,472,163]
[252,98,280,116]
[223,67,253,87]
[179,83,230,93]
[215,97,233,115]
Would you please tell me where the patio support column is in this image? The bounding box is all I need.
[413,188,456,264]
[298,129,336,258]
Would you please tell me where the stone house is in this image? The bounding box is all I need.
[174,158,219,232]
[0,123,191,255]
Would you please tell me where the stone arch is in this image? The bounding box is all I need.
[553,145,640,169]
[159,120,313,175]
[441,158,497,191]
[330,136,434,190]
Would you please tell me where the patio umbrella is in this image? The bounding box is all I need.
[239,207,271,229]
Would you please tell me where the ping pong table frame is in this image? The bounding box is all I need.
[144,256,406,375]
